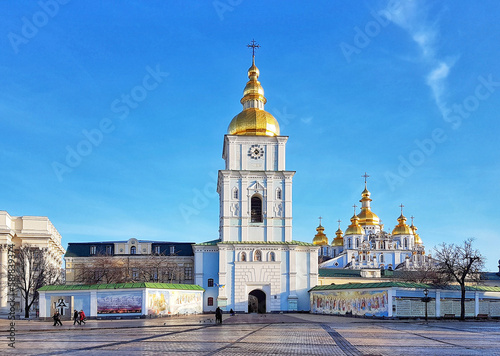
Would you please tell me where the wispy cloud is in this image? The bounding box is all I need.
[386,1,456,118]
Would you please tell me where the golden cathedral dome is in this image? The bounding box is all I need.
[332,227,344,246]
[357,185,380,226]
[345,214,364,236]
[227,56,280,136]
[392,214,412,236]
[312,224,329,245]
[410,222,423,245]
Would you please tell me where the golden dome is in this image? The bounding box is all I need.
[345,214,364,236]
[227,56,280,136]
[228,108,280,136]
[357,185,380,226]
[410,223,423,244]
[332,227,344,246]
[313,224,329,245]
[392,214,412,236]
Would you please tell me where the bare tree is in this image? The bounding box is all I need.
[131,252,186,284]
[74,254,127,284]
[434,238,485,320]
[396,259,448,285]
[13,245,62,318]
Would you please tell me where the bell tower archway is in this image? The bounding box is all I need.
[248,289,266,313]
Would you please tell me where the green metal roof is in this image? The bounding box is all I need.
[39,283,204,291]
[310,282,431,291]
[195,240,315,246]
[310,282,500,292]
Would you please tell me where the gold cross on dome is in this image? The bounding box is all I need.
[352,204,357,214]
[361,172,370,184]
[247,39,260,56]
[399,203,405,214]
[337,219,341,228]
[318,216,322,225]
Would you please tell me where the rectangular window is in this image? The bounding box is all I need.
[106,245,112,255]
[207,297,214,306]
[184,267,193,280]
[132,269,138,279]
[90,246,96,255]
[170,246,175,255]
[208,278,214,287]
[154,246,161,254]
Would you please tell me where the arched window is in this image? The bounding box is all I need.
[404,238,408,249]
[233,187,239,199]
[208,278,214,287]
[130,246,136,255]
[254,250,262,261]
[348,238,352,249]
[207,297,214,306]
[356,239,359,248]
[269,252,275,261]
[241,252,246,262]
[380,254,384,262]
[276,188,282,200]
[251,195,263,223]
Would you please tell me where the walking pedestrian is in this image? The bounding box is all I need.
[79,309,86,325]
[215,307,222,324]
[73,310,80,325]
[53,311,62,326]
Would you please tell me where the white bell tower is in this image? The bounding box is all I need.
[217,47,294,243]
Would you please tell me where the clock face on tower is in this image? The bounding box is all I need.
[248,144,264,160]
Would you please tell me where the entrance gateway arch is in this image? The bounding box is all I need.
[248,289,266,313]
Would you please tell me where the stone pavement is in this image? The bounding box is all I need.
[2,313,500,355]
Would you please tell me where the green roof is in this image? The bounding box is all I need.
[310,282,500,292]
[39,282,204,291]
[195,240,315,246]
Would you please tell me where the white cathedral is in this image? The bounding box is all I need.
[193,51,319,313]
[315,179,430,271]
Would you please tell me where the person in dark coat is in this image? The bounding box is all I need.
[215,307,222,324]
[53,311,62,326]
[73,310,80,325]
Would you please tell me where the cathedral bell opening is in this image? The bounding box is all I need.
[248,289,266,313]
[251,196,263,223]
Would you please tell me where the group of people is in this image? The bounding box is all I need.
[73,309,86,325]
[52,309,87,326]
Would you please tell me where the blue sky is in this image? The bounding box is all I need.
[1,1,499,271]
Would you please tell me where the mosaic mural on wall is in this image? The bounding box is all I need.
[97,292,142,314]
[311,289,389,317]
[148,290,202,315]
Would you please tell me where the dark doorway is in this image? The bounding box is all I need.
[248,289,266,313]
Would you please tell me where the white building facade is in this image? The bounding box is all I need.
[0,211,66,315]
[193,54,319,313]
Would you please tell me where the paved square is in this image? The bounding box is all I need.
[2,314,500,355]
